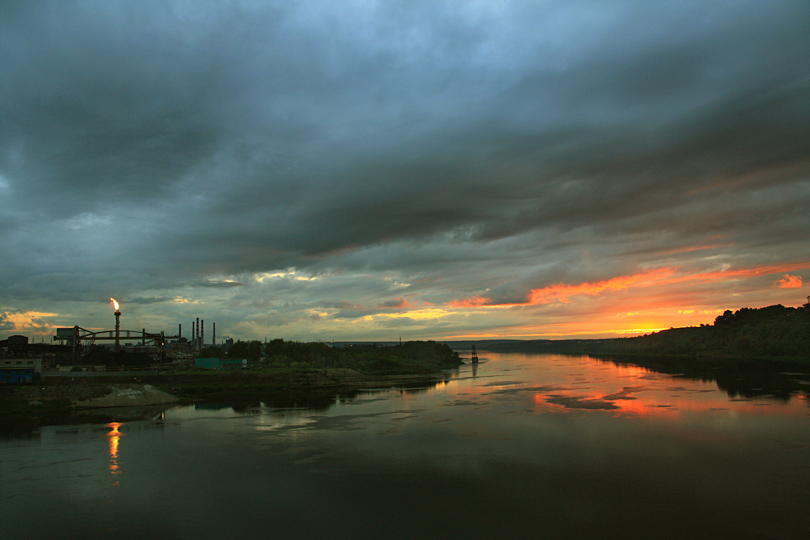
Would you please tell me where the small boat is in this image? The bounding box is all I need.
[470,344,479,363]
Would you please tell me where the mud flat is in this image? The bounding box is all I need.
[71,384,178,409]
[0,368,454,432]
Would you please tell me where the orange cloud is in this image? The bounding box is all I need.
[667,261,810,285]
[1,311,59,333]
[448,296,493,308]
[527,267,677,304]
[448,260,810,309]
[776,274,802,288]
[450,268,679,308]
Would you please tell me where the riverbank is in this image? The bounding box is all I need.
[0,367,456,433]
[481,303,810,361]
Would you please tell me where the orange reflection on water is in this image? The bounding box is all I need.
[535,373,807,420]
[455,354,810,421]
[107,422,124,480]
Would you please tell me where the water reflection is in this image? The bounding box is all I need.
[598,356,810,403]
[4,352,810,540]
[107,422,123,484]
[435,353,810,421]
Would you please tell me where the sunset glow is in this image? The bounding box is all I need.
[0,311,58,333]
[4,6,810,540]
[437,260,809,338]
[777,274,803,289]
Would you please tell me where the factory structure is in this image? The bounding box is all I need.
[1,299,234,383]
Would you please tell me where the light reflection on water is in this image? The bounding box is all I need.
[106,422,123,484]
[2,352,810,540]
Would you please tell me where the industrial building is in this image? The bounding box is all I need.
[1,302,232,381]
[0,336,41,384]
[194,357,247,370]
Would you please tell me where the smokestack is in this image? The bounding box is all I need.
[201,320,205,348]
[179,323,182,339]
[213,323,216,347]
[196,318,200,339]
[114,310,121,352]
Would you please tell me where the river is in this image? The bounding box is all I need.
[2,352,810,539]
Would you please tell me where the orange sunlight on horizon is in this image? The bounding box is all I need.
[445,260,810,339]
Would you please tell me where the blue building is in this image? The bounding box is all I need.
[0,366,34,384]
[194,357,247,370]
[0,336,37,384]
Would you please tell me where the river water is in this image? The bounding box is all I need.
[3,353,810,540]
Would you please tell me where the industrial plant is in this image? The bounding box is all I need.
[1,299,231,384]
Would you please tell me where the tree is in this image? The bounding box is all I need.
[227,340,263,360]
[199,345,223,358]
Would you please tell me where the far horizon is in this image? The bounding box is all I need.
[4,297,808,345]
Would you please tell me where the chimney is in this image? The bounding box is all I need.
[114,310,121,352]
[201,320,205,348]
[213,323,216,347]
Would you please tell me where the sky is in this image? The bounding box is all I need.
[1,0,809,343]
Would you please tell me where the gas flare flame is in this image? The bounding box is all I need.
[111,298,120,311]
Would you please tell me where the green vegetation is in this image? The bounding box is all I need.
[233,339,462,375]
[198,345,225,358]
[225,340,262,360]
[487,303,810,362]
[75,344,152,367]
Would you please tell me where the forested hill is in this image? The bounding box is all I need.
[485,304,810,361]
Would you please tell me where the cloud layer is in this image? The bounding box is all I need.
[1,1,808,340]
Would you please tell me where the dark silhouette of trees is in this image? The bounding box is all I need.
[489,303,810,361]
[260,339,461,374]
[227,340,263,360]
[199,345,224,358]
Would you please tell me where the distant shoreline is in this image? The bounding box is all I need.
[448,303,810,363]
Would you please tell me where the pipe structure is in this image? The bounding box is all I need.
[72,325,79,363]
[114,309,121,352]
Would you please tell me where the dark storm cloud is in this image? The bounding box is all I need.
[1,1,808,337]
[0,3,224,213]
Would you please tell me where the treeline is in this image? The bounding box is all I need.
[487,303,810,361]
[79,345,152,367]
[203,339,462,375]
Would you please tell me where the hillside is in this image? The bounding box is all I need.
[485,303,810,361]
